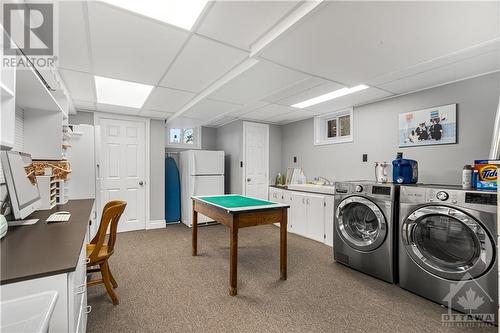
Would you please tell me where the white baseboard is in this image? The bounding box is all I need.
[147,219,166,230]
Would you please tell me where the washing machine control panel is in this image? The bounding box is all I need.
[335,182,393,198]
[427,189,458,204]
[436,191,449,201]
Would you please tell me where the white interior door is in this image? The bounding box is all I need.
[100,118,146,233]
[243,122,269,199]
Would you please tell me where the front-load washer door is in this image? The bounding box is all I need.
[402,206,494,281]
[336,196,387,252]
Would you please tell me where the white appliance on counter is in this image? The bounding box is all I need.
[180,150,225,227]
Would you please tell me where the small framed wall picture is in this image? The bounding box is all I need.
[398,103,457,147]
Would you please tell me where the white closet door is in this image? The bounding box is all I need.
[243,122,269,200]
[100,118,146,233]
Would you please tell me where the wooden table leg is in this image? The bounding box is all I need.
[192,205,198,256]
[280,208,287,280]
[229,220,238,296]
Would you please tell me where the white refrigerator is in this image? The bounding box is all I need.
[180,150,225,227]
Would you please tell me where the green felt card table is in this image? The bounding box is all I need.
[191,194,290,296]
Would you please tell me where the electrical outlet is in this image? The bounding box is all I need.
[362,154,368,162]
[293,156,297,163]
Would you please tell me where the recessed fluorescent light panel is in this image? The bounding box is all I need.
[292,84,369,109]
[103,0,208,30]
[94,76,153,108]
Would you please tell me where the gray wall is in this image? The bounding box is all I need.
[216,120,243,194]
[150,120,165,221]
[269,124,283,184]
[68,110,93,125]
[201,127,217,150]
[281,72,500,185]
[215,120,283,194]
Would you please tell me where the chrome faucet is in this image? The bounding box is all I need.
[315,176,333,186]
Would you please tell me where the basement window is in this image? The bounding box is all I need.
[314,108,353,145]
[167,127,201,149]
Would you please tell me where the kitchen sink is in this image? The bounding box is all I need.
[287,183,336,195]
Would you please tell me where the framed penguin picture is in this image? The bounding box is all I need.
[398,103,457,147]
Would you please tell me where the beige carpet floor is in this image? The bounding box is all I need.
[87,224,495,333]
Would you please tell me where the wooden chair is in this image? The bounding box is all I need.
[86,200,127,305]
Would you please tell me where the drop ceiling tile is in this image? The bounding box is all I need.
[59,69,95,102]
[368,39,500,87]
[262,77,325,103]
[261,1,500,86]
[224,101,268,116]
[276,80,345,107]
[88,2,189,85]
[139,109,173,119]
[160,35,248,92]
[266,110,316,124]
[203,115,237,127]
[182,98,240,120]
[197,1,298,50]
[306,88,393,114]
[143,87,195,113]
[241,103,295,120]
[58,1,92,72]
[209,60,309,104]
[378,50,500,94]
[96,103,140,116]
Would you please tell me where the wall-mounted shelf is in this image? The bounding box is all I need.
[16,67,66,116]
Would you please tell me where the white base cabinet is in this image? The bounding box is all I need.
[269,187,334,247]
[306,193,325,243]
[0,233,89,333]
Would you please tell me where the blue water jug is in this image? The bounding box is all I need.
[392,156,418,184]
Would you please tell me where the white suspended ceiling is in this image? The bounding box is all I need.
[55,1,500,125]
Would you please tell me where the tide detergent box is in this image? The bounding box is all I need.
[474,160,499,190]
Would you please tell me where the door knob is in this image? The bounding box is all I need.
[139,181,144,186]
[247,178,251,182]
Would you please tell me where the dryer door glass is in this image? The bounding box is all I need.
[336,196,387,252]
[402,206,494,280]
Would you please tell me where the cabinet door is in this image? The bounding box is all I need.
[269,188,283,227]
[268,188,275,201]
[283,191,295,233]
[24,110,63,160]
[306,194,325,242]
[268,188,283,203]
[290,192,307,236]
[324,196,334,246]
